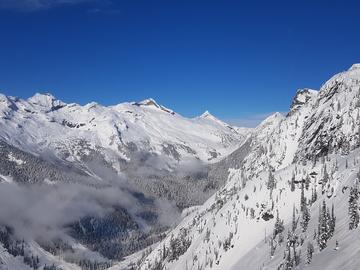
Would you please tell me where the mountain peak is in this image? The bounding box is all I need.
[135,98,160,108]
[257,112,284,130]
[27,92,66,111]
[28,92,57,104]
[199,110,225,124]
[200,110,213,118]
[197,110,237,130]
[132,98,175,115]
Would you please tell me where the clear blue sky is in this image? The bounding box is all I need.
[0,0,359,126]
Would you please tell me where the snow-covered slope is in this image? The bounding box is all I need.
[132,65,360,270]
[0,94,249,176]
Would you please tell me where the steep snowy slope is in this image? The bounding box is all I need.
[131,64,360,270]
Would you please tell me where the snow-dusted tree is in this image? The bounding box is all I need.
[283,229,298,270]
[168,229,192,262]
[291,205,297,233]
[250,208,255,219]
[273,210,285,237]
[305,174,311,190]
[306,242,314,264]
[290,172,296,192]
[267,170,276,191]
[321,164,329,190]
[162,244,167,260]
[311,186,317,204]
[294,249,301,267]
[317,200,328,250]
[300,182,306,211]
[284,236,293,270]
[270,237,275,258]
[348,182,359,230]
[284,251,293,269]
[300,204,310,232]
[328,204,336,237]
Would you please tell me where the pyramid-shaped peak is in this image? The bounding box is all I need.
[200,110,213,118]
[199,111,221,122]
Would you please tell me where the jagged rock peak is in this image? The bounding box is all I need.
[289,88,318,114]
[134,98,160,108]
[132,98,175,115]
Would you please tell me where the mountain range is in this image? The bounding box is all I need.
[0,64,360,270]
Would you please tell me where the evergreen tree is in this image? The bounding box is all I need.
[322,165,329,189]
[306,242,314,264]
[267,170,276,191]
[300,182,306,212]
[301,204,310,233]
[273,210,285,237]
[301,196,310,234]
[292,205,297,233]
[284,233,293,270]
[311,186,317,204]
[290,172,296,192]
[318,200,328,250]
[305,174,311,190]
[328,204,336,237]
[270,237,275,258]
[348,182,359,230]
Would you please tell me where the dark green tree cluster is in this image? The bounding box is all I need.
[168,229,192,262]
[77,260,112,270]
[348,181,359,230]
[283,229,300,269]
[306,242,314,264]
[23,254,40,269]
[43,264,59,270]
[300,183,311,232]
[317,200,336,250]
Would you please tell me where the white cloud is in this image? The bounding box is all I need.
[0,0,96,11]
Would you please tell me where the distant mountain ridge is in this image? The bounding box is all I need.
[0,93,250,172]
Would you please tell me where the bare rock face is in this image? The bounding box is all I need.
[296,65,360,160]
[288,88,318,116]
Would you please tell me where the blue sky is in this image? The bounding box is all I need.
[0,0,359,126]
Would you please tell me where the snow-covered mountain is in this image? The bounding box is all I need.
[1,64,360,270]
[0,94,249,174]
[126,64,360,270]
[0,93,250,270]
